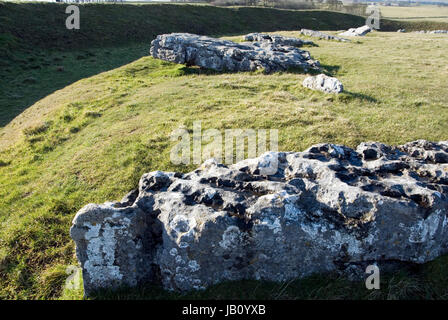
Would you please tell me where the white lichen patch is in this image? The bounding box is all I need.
[188,260,200,272]
[219,226,243,249]
[83,222,123,285]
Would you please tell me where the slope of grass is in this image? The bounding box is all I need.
[0,43,148,126]
[2,2,448,127]
[1,29,448,299]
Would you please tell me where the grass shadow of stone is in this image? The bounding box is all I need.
[341,91,378,103]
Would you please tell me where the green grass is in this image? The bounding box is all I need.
[0,44,148,126]
[1,29,448,299]
[379,5,448,23]
[1,2,448,300]
[0,1,370,126]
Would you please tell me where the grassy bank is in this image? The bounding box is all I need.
[1,2,447,51]
[2,2,448,126]
[1,27,448,299]
[1,2,369,51]
[1,2,370,126]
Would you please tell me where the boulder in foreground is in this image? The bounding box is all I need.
[150,33,320,73]
[303,74,344,94]
[71,140,448,295]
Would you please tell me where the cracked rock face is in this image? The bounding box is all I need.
[300,29,350,42]
[150,33,320,73]
[303,74,344,94]
[71,140,448,295]
[339,25,372,37]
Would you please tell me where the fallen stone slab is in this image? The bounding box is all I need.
[300,29,350,42]
[414,30,448,34]
[71,140,448,295]
[339,25,372,37]
[302,74,344,94]
[243,32,315,47]
[429,30,448,34]
[150,33,320,73]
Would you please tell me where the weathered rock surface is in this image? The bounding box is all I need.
[429,30,448,34]
[300,29,350,42]
[339,25,372,37]
[71,140,448,295]
[243,32,315,47]
[414,30,448,34]
[302,74,344,94]
[150,33,320,73]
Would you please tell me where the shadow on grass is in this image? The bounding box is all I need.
[88,273,365,300]
[342,91,378,103]
[179,63,341,77]
[320,64,341,77]
[86,256,448,300]
[0,45,148,127]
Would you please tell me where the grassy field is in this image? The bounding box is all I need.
[1,2,448,300]
[1,2,370,126]
[1,2,447,126]
[379,5,448,23]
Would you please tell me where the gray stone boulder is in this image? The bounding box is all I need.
[429,30,448,34]
[302,74,344,94]
[71,140,448,296]
[300,29,350,42]
[243,32,315,47]
[150,33,320,73]
[397,29,406,33]
[339,25,372,37]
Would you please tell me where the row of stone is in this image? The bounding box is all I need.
[150,33,344,94]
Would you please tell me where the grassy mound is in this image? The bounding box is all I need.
[1,27,448,299]
[1,2,368,50]
[0,2,369,127]
[2,2,447,125]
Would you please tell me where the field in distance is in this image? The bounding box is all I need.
[379,4,448,23]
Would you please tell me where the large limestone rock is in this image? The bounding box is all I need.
[300,29,350,42]
[302,74,344,94]
[150,33,320,73]
[71,140,448,295]
[339,25,372,37]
